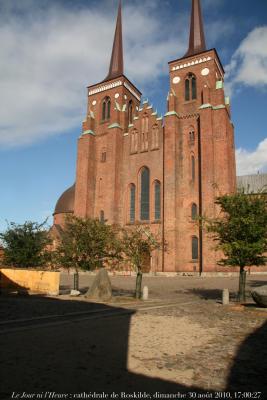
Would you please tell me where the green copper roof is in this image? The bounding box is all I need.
[216,80,224,89]
[199,103,212,109]
[165,111,178,117]
[108,123,122,129]
[82,130,95,136]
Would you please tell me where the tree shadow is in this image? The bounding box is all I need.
[0,270,30,295]
[248,280,267,288]
[227,321,267,393]
[183,288,237,301]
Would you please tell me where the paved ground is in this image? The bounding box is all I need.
[1,275,267,399]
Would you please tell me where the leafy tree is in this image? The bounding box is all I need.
[0,220,51,268]
[121,226,161,298]
[207,191,267,302]
[54,216,122,289]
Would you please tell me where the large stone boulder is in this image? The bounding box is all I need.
[251,285,267,308]
[85,268,112,302]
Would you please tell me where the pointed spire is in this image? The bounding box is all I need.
[184,0,206,57]
[103,0,124,82]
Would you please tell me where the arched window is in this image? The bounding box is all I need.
[191,203,198,220]
[185,78,190,101]
[99,178,103,197]
[189,130,195,142]
[185,73,197,101]
[154,181,161,220]
[192,236,199,260]
[129,184,136,222]
[128,100,133,125]
[102,97,111,121]
[140,167,150,221]
[191,155,195,182]
[100,210,105,223]
[192,76,197,99]
[102,101,106,121]
[107,98,111,119]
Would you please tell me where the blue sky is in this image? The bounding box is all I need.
[0,0,267,231]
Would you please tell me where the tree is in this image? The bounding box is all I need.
[121,226,161,299]
[207,191,267,302]
[0,220,51,268]
[54,216,122,289]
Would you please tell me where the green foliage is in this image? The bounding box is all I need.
[0,220,51,268]
[55,216,122,272]
[207,192,267,269]
[121,226,161,272]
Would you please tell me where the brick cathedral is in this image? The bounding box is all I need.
[53,0,236,274]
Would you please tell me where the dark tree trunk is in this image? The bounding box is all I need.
[73,271,79,291]
[238,266,247,303]
[135,267,142,299]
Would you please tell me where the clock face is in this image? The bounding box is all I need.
[201,68,210,76]
[173,76,181,84]
[115,93,120,99]
[92,100,97,106]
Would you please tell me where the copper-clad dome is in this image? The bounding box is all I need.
[54,184,75,215]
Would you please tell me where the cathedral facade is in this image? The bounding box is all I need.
[53,0,237,274]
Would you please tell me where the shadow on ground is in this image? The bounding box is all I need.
[227,321,267,393]
[183,288,238,301]
[1,294,267,397]
[248,279,267,288]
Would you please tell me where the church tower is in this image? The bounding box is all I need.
[163,0,236,272]
[74,0,142,224]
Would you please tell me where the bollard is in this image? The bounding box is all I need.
[222,288,229,305]
[143,286,149,301]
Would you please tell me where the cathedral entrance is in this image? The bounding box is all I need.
[141,250,151,273]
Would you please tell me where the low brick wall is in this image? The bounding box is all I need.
[0,268,60,295]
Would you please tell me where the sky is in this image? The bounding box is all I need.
[0,0,267,231]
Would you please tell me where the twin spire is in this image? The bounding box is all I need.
[103,0,206,83]
[184,0,206,57]
[103,0,124,82]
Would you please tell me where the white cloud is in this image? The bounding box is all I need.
[0,0,182,148]
[226,26,267,95]
[236,138,267,176]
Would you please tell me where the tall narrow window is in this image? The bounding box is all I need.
[185,78,190,101]
[100,210,105,223]
[102,97,111,121]
[185,73,197,101]
[130,184,136,222]
[107,98,111,119]
[191,156,195,182]
[102,101,106,121]
[140,167,150,221]
[130,129,138,153]
[99,178,103,197]
[152,124,159,149]
[128,100,133,125]
[141,114,149,152]
[192,76,197,99]
[191,203,198,220]
[154,181,161,220]
[101,151,107,163]
[189,130,195,142]
[192,236,199,260]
